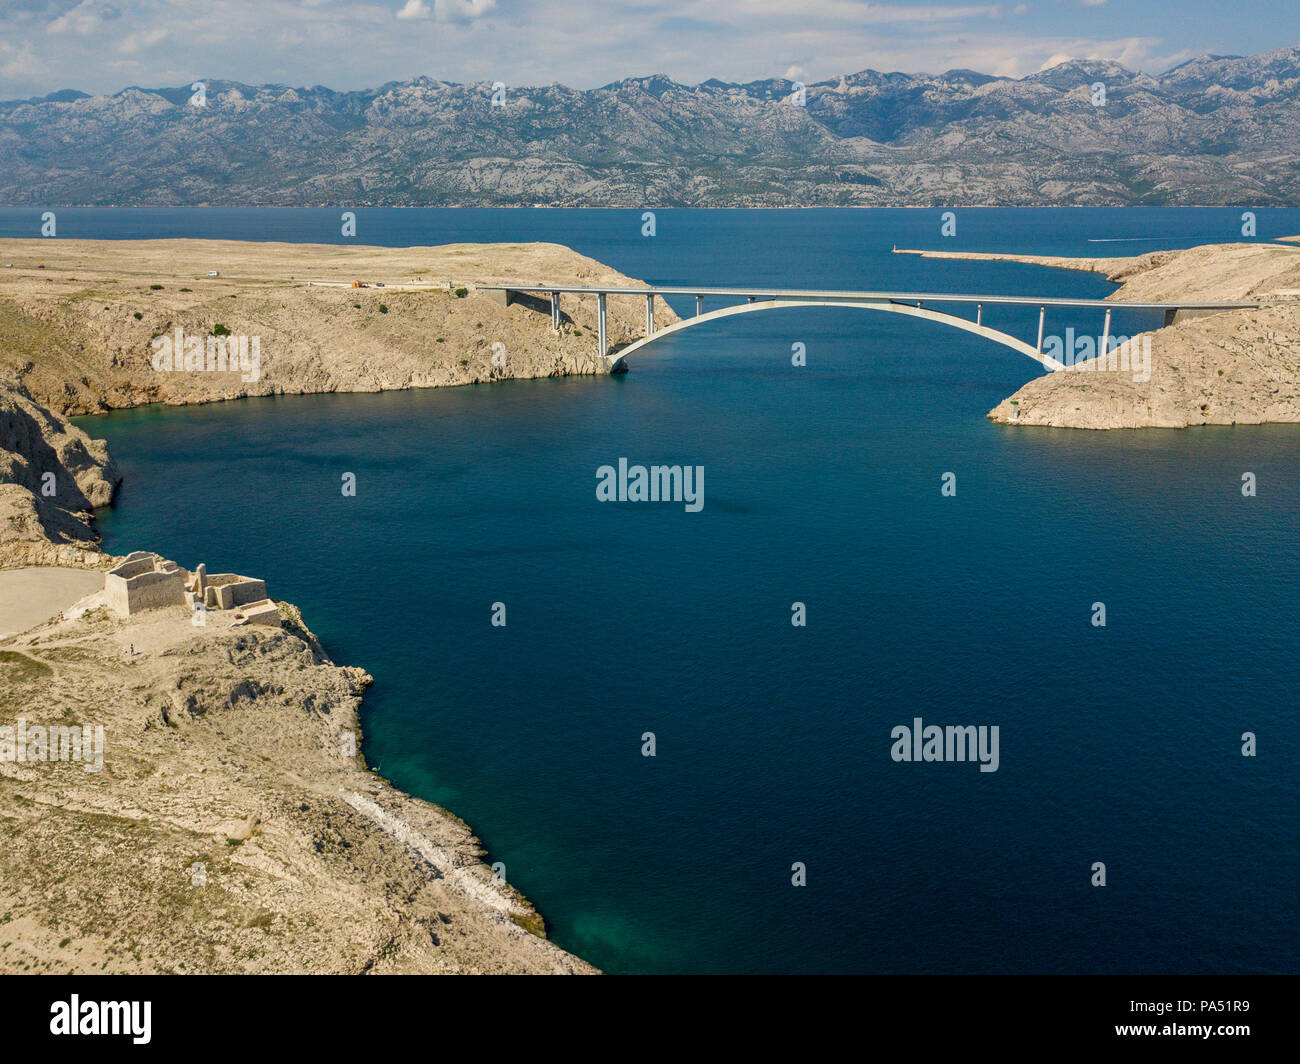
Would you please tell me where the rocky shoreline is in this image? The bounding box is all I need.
[0,239,646,973]
[0,238,672,565]
[0,238,674,417]
[897,239,1300,429]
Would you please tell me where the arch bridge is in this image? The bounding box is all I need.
[478,285,1263,373]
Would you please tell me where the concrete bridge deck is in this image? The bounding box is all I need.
[478,284,1268,373]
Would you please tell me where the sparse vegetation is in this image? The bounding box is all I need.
[454,287,468,298]
[0,650,53,681]
[213,323,231,336]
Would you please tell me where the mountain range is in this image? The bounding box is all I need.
[2,47,1298,207]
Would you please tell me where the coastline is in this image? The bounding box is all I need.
[0,578,598,973]
[0,237,677,418]
[6,229,1300,971]
[896,240,1300,429]
[0,238,651,973]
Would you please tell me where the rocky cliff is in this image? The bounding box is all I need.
[951,240,1300,429]
[0,372,119,567]
[0,239,675,417]
[0,592,597,973]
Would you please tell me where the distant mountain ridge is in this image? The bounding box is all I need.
[2,47,1298,207]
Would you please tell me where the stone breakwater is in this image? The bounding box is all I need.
[897,240,1300,429]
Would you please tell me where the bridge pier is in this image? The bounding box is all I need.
[551,291,560,331]
[1102,308,1111,354]
[1036,306,1045,354]
[645,294,655,336]
[695,295,703,317]
[597,292,608,358]
[976,302,982,327]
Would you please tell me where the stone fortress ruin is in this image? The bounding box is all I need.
[103,551,185,615]
[104,551,280,627]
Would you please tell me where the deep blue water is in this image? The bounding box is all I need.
[66,208,1300,974]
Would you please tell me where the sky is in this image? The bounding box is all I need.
[0,0,1297,100]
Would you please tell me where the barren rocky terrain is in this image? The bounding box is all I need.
[0,238,673,973]
[0,593,596,973]
[0,238,674,417]
[0,373,119,568]
[903,240,1300,429]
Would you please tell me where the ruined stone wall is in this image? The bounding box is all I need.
[104,553,187,615]
[214,578,267,610]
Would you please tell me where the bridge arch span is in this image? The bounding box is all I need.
[605,299,1065,373]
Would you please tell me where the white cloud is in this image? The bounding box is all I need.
[398,0,493,20]
[0,41,40,80]
[1031,37,1191,75]
[435,0,495,18]
[116,26,169,56]
[0,0,1245,100]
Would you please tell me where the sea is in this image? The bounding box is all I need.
[14,205,1296,973]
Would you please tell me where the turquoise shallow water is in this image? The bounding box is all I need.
[67,208,1300,974]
